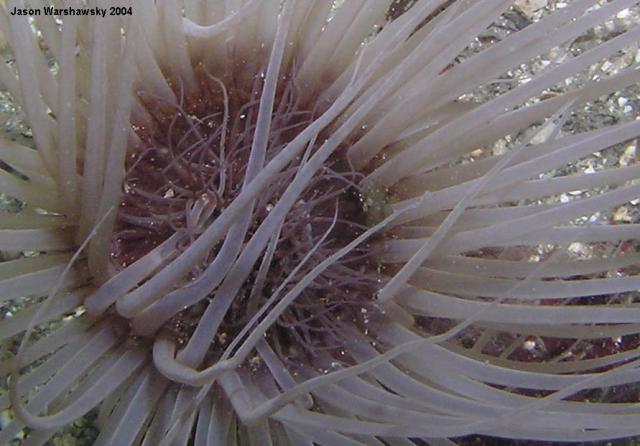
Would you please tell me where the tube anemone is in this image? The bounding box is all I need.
[1,0,640,444]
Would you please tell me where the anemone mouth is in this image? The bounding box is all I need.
[109,62,385,364]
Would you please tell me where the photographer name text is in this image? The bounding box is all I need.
[10,5,132,17]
